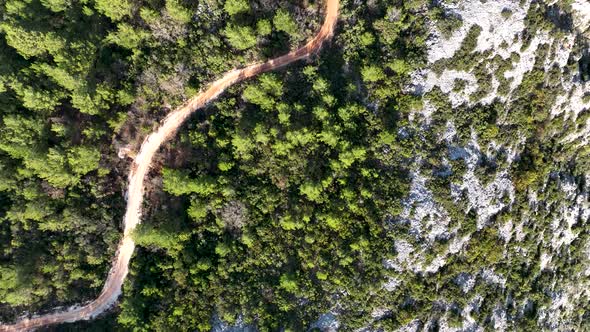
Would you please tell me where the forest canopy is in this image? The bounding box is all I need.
[2,0,590,331]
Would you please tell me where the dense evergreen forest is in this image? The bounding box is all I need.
[2,0,590,330]
[0,0,331,323]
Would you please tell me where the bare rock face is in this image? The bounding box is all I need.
[572,0,590,36]
[375,1,590,331]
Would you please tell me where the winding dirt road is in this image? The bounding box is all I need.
[0,1,338,331]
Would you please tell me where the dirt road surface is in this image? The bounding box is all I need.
[0,0,338,331]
